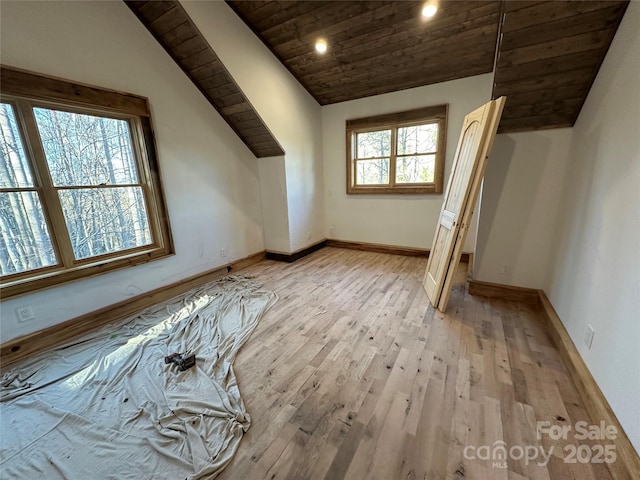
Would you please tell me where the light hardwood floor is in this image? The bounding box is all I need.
[219,247,614,480]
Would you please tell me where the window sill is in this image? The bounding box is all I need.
[1,247,174,299]
[347,185,442,195]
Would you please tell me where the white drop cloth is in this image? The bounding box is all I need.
[0,275,277,479]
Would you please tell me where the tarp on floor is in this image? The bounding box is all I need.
[0,275,277,479]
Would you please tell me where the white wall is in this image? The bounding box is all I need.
[546,2,640,452]
[182,1,325,253]
[0,1,265,341]
[475,2,639,452]
[322,74,493,251]
[474,129,573,288]
[258,156,290,252]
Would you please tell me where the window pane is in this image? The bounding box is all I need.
[0,192,57,274]
[356,158,389,185]
[397,124,438,155]
[396,155,435,183]
[357,130,391,159]
[0,103,34,188]
[58,187,152,260]
[33,108,139,187]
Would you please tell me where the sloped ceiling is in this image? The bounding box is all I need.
[125,1,284,158]
[227,0,629,133]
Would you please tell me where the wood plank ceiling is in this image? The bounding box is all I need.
[494,1,628,132]
[125,1,284,158]
[227,0,628,133]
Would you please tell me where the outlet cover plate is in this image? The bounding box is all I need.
[16,305,35,323]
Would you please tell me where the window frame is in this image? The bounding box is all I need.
[346,104,448,195]
[0,66,173,299]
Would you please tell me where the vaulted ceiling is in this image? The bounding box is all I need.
[125,1,629,153]
[126,1,284,158]
[227,0,629,133]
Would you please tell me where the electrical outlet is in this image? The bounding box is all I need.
[220,248,227,258]
[500,265,510,275]
[16,305,35,323]
[584,325,595,349]
[306,231,311,240]
[328,226,334,238]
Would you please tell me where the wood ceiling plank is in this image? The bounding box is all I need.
[148,5,186,36]
[494,67,595,96]
[493,48,607,84]
[330,1,497,51]
[216,92,246,108]
[226,110,261,123]
[500,4,627,52]
[229,116,265,131]
[163,21,199,47]
[498,30,614,67]
[277,2,499,65]
[228,0,505,105]
[256,148,286,157]
[264,0,496,48]
[498,83,592,107]
[310,49,495,94]
[168,36,209,62]
[265,2,413,50]
[200,72,236,91]
[231,0,271,17]
[306,37,493,92]
[247,138,283,149]
[498,114,574,133]
[240,125,275,137]
[191,62,225,82]
[180,49,217,71]
[313,57,494,104]
[292,21,498,80]
[262,1,385,45]
[501,1,622,33]
[205,83,238,101]
[131,1,172,23]
[221,102,254,116]
[245,132,279,144]
[500,98,584,120]
[225,1,628,127]
[494,1,627,133]
[502,1,547,13]
[241,1,331,33]
[280,3,500,68]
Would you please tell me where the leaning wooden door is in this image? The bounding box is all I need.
[423,97,505,311]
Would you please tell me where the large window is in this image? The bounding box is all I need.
[0,67,173,298]
[346,105,447,194]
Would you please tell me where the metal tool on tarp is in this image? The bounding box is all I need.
[164,352,196,371]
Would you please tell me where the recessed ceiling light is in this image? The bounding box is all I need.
[315,39,328,54]
[422,3,438,18]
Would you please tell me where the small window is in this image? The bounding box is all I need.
[346,105,447,194]
[1,66,173,298]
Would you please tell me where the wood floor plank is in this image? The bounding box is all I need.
[215,247,619,480]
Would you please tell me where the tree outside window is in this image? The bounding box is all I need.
[0,67,172,298]
[346,105,447,194]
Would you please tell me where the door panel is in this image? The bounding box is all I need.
[423,97,506,311]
